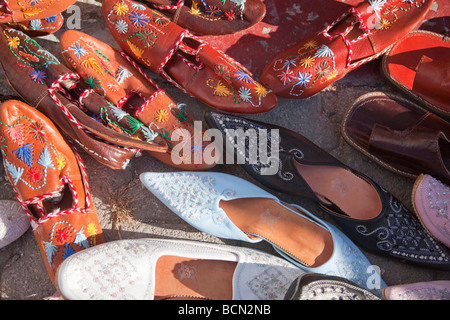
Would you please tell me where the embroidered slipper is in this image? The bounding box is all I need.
[0,0,76,23]
[342,92,450,185]
[0,26,168,170]
[141,0,266,35]
[412,174,450,248]
[4,13,64,37]
[102,0,277,114]
[59,30,217,170]
[56,238,307,300]
[0,99,105,285]
[0,200,30,249]
[381,30,450,119]
[140,171,386,296]
[260,0,434,99]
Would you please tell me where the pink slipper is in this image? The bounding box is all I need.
[383,280,450,300]
[412,174,450,248]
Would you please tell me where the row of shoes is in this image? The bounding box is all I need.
[0,0,448,300]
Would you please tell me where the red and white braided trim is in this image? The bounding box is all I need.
[0,0,13,20]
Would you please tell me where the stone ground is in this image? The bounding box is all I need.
[0,0,449,300]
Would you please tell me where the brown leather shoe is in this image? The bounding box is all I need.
[60,29,217,170]
[0,99,105,286]
[4,13,64,37]
[342,92,450,185]
[141,0,266,35]
[102,0,277,114]
[0,26,168,170]
[0,0,76,23]
[261,0,434,99]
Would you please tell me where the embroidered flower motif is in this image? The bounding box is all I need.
[302,40,318,50]
[126,115,144,134]
[29,121,46,142]
[56,155,66,170]
[45,15,58,23]
[378,18,391,29]
[136,30,157,47]
[158,128,172,148]
[87,222,98,236]
[238,87,252,102]
[191,139,206,157]
[4,159,23,185]
[12,143,33,167]
[27,167,41,183]
[205,5,222,16]
[225,10,235,20]
[278,68,295,85]
[299,56,316,68]
[83,75,102,91]
[208,79,232,97]
[254,83,269,98]
[129,12,150,28]
[369,0,387,19]
[234,68,253,84]
[283,58,297,69]
[214,65,232,83]
[69,43,88,59]
[154,109,170,123]
[115,66,133,84]
[314,44,334,58]
[37,145,54,169]
[115,19,129,34]
[29,69,47,84]
[152,12,169,26]
[63,243,76,259]
[81,57,104,75]
[7,35,20,49]
[295,72,312,87]
[5,124,25,146]
[189,1,201,15]
[127,40,144,59]
[55,227,72,243]
[29,19,42,30]
[113,2,129,15]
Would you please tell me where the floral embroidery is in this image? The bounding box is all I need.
[29,121,46,142]
[37,145,54,169]
[81,57,104,75]
[27,167,42,183]
[115,19,129,34]
[12,143,33,167]
[56,155,66,170]
[113,2,129,15]
[135,30,157,47]
[128,12,150,27]
[154,108,170,123]
[5,123,25,146]
[45,15,58,23]
[0,136,7,156]
[234,68,253,84]
[70,43,88,59]
[83,75,103,91]
[7,35,20,49]
[158,128,172,148]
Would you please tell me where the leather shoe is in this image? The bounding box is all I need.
[204,111,450,271]
[383,280,450,300]
[260,0,433,99]
[102,0,277,114]
[56,238,306,300]
[4,13,64,37]
[141,0,266,35]
[0,99,105,285]
[60,29,217,170]
[342,92,450,185]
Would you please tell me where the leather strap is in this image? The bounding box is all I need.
[413,55,450,104]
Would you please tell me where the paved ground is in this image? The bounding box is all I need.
[0,0,449,299]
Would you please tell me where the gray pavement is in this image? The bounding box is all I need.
[0,0,449,300]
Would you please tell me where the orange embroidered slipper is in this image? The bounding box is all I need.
[102,0,277,114]
[260,0,434,99]
[382,30,450,119]
[141,0,266,35]
[0,0,76,23]
[60,30,218,170]
[4,13,64,37]
[0,99,105,286]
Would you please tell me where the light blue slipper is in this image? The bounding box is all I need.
[140,171,386,296]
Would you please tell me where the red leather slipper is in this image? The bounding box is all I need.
[382,30,450,119]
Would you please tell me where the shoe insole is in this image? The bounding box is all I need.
[154,255,236,300]
[294,162,382,220]
[219,198,333,268]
